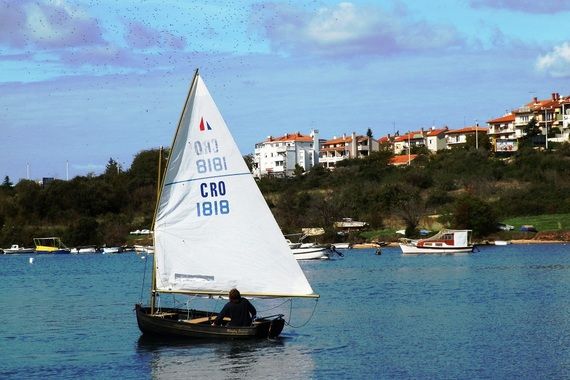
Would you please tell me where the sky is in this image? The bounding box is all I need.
[1,0,570,181]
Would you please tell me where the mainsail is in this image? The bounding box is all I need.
[154,72,316,298]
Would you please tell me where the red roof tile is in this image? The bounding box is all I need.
[447,126,489,134]
[487,114,515,124]
[264,132,313,143]
[389,154,418,166]
[426,128,448,137]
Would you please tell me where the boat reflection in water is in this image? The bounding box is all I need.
[136,336,315,379]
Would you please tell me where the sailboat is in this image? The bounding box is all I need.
[135,70,319,339]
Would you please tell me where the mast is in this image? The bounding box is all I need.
[150,69,200,314]
[149,146,162,314]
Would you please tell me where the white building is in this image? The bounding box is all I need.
[252,130,321,177]
[319,132,379,169]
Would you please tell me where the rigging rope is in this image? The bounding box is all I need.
[284,298,319,328]
[139,254,149,303]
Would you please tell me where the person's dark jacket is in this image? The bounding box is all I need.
[214,298,256,327]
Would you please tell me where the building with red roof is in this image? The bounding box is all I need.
[319,132,379,169]
[446,126,488,149]
[252,130,322,177]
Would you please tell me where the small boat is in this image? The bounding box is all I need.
[134,245,154,254]
[33,237,71,254]
[331,243,352,250]
[494,240,511,246]
[71,246,98,254]
[135,70,318,340]
[3,244,35,254]
[399,229,474,254]
[102,246,123,254]
[285,239,302,249]
[291,246,331,260]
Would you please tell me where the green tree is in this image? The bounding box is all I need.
[451,195,497,237]
[465,132,491,151]
[520,117,541,148]
[104,158,121,176]
[2,176,12,188]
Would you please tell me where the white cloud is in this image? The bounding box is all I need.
[252,2,462,59]
[536,42,570,77]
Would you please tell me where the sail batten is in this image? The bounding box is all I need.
[164,171,252,187]
[153,72,316,298]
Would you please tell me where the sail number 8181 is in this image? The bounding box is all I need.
[196,157,227,174]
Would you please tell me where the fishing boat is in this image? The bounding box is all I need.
[135,70,318,340]
[399,229,474,254]
[33,237,71,254]
[2,244,35,254]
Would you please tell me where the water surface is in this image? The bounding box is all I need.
[2,244,570,378]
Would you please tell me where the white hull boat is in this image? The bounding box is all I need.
[71,246,98,254]
[3,244,35,254]
[399,229,474,255]
[102,247,122,254]
[332,243,352,249]
[291,246,330,260]
[134,245,155,254]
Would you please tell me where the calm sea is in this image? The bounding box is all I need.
[2,244,570,379]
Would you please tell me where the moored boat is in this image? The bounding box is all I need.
[135,70,318,340]
[399,229,474,254]
[71,246,98,254]
[33,237,71,254]
[291,246,331,260]
[331,242,352,250]
[134,245,154,254]
[102,246,123,254]
[3,244,35,254]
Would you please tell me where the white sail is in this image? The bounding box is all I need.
[154,72,315,297]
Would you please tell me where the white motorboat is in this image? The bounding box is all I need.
[3,244,35,254]
[71,246,98,254]
[291,246,331,260]
[102,246,122,254]
[399,229,474,254]
[332,243,352,249]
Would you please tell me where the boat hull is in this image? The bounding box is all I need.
[35,248,71,254]
[3,248,35,254]
[399,243,474,255]
[135,304,285,340]
[291,247,330,260]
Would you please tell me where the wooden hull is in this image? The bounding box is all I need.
[135,304,285,340]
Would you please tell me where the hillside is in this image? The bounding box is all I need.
[2,144,570,247]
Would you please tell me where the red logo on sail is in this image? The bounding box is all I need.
[199,117,212,131]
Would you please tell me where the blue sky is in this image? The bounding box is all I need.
[1,0,569,181]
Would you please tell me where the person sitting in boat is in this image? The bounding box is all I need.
[212,288,257,327]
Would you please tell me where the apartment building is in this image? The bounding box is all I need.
[446,126,488,149]
[252,130,321,178]
[319,132,379,169]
